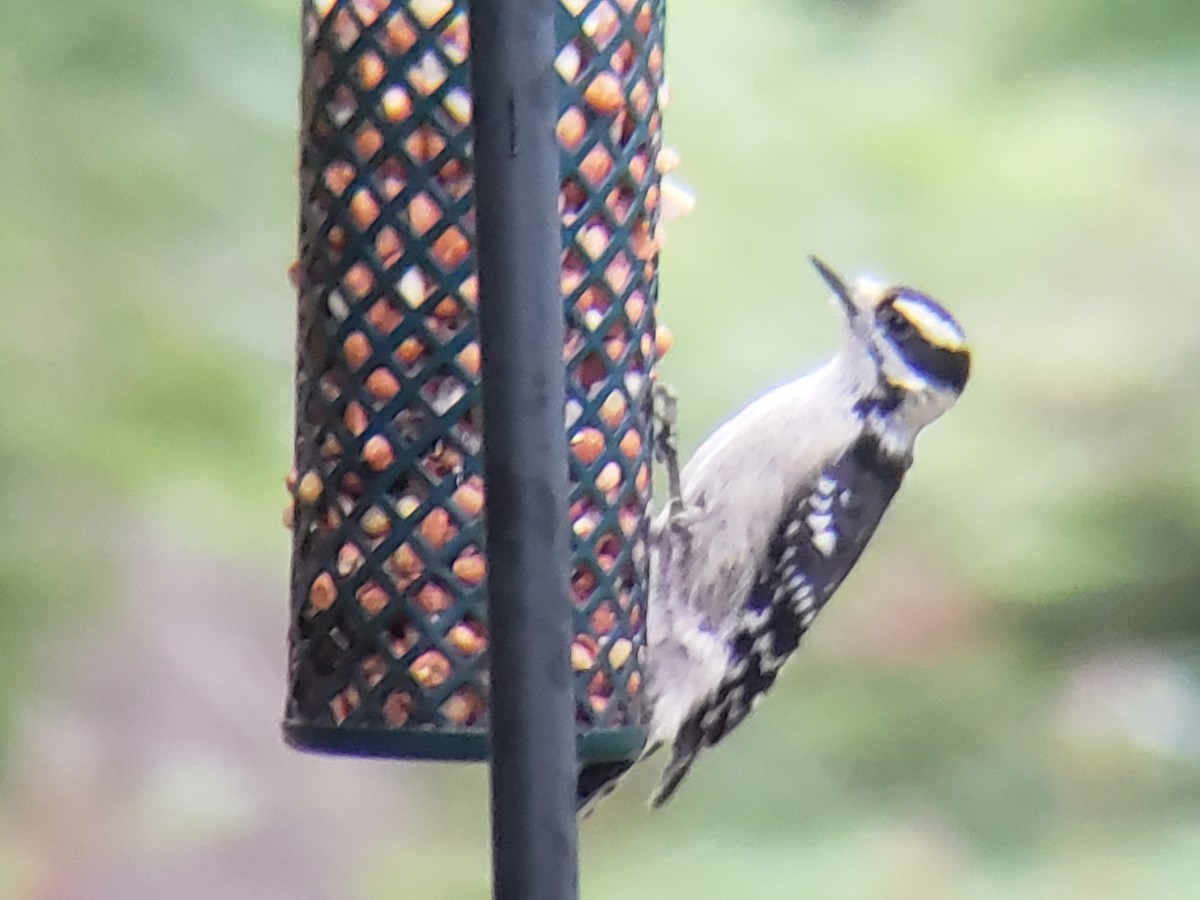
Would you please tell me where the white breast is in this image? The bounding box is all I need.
[672,358,865,624]
[645,354,870,745]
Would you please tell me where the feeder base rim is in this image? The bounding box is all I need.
[282,723,646,762]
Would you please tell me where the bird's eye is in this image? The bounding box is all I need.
[877,293,971,393]
[880,305,914,339]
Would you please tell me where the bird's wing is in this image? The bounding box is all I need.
[650,433,910,806]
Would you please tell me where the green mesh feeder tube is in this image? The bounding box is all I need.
[285,0,666,762]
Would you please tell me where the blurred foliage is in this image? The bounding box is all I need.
[4,0,1200,895]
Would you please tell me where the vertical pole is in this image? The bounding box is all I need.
[467,2,580,900]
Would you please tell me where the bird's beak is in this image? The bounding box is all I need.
[808,255,857,321]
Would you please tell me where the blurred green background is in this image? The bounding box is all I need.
[4,0,1200,896]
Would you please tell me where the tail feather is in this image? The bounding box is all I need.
[649,760,692,808]
[649,715,705,808]
[575,759,634,818]
[650,667,766,808]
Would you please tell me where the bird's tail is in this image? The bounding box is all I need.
[575,759,635,818]
[648,716,705,808]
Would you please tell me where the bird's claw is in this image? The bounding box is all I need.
[652,381,690,539]
[667,504,697,545]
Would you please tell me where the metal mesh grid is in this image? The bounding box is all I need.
[285,0,665,761]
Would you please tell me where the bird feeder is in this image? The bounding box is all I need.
[284,0,666,765]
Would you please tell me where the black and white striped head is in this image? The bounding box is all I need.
[810,257,971,432]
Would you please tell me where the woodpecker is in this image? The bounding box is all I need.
[577,256,971,814]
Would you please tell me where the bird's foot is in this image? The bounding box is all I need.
[652,381,690,539]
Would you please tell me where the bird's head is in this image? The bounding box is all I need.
[809,256,971,438]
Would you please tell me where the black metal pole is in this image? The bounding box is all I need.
[467,2,580,899]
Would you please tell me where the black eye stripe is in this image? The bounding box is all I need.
[875,291,969,391]
[889,331,971,391]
